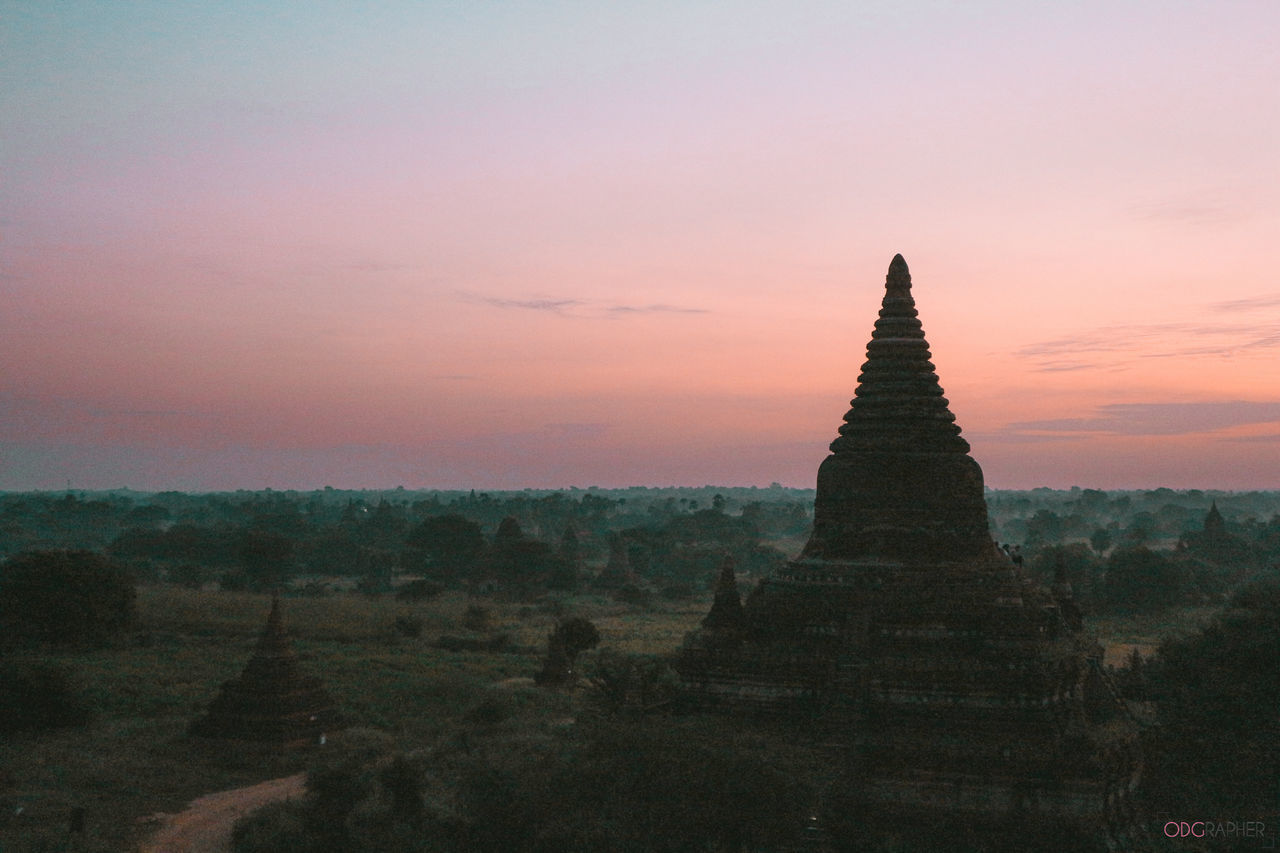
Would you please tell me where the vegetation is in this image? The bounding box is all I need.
[1,485,1277,850]
[0,660,92,733]
[535,616,601,686]
[1144,579,1280,823]
[0,586,705,852]
[6,485,1279,610]
[0,549,137,647]
[230,693,818,853]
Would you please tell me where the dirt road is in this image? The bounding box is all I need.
[137,773,305,853]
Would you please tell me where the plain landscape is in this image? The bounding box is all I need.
[6,3,1280,851]
[1,485,1277,851]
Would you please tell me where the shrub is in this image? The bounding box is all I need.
[613,583,650,606]
[586,651,678,713]
[660,581,696,599]
[1146,580,1280,821]
[232,801,314,853]
[0,550,136,646]
[535,617,601,687]
[393,615,424,638]
[1102,547,1191,612]
[394,579,444,602]
[0,661,92,733]
[461,605,491,632]
[434,634,511,653]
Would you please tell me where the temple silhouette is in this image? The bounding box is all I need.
[190,594,342,749]
[678,256,1143,850]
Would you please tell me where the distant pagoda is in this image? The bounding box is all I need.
[677,256,1143,850]
[190,594,342,749]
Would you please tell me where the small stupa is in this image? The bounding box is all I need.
[190,594,342,748]
[593,532,634,589]
[700,555,746,644]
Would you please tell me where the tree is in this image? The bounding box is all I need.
[1102,547,1190,612]
[462,716,814,852]
[1146,581,1280,821]
[1088,526,1113,555]
[0,661,92,732]
[536,617,601,686]
[1024,509,1064,547]
[237,529,294,589]
[0,549,136,646]
[405,514,486,581]
[1026,543,1101,607]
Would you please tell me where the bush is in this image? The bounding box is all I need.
[235,711,816,853]
[1102,547,1191,612]
[394,580,444,602]
[0,550,136,646]
[462,716,814,851]
[660,581,696,599]
[393,615,424,638]
[434,634,511,653]
[586,651,678,713]
[535,617,601,686]
[1146,580,1280,821]
[461,605,491,632]
[232,801,314,853]
[612,583,650,606]
[0,661,92,733]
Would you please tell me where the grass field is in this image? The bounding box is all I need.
[0,586,707,852]
[0,584,1210,852]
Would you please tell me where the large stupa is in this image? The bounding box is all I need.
[677,256,1143,850]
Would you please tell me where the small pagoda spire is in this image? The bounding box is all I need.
[594,532,634,588]
[1052,557,1083,632]
[190,594,342,748]
[701,555,746,636]
[1203,501,1227,543]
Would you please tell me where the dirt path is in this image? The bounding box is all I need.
[137,773,305,853]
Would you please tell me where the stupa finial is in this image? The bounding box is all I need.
[886,254,911,297]
[256,591,290,656]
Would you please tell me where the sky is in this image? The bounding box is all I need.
[3,1,1279,492]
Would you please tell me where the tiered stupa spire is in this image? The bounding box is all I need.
[190,594,342,748]
[677,256,1143,851]
[804,254,993,562]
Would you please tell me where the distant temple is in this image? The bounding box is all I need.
[677,256,1143,850]
[190,594,342,749]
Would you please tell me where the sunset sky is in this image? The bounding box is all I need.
[4,1,1279,492]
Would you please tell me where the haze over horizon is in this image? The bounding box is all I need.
[4,2,1279,493]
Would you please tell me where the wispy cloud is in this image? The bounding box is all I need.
[1219,432,1280,443]
[345,260,418,273]
[0,393,224,448]
[1211,294,1280,313]
[1004,401,1280,437]
[1016,320,1280,371]
[1127,190,1250,227]
[607,303,709,315]
[457,291,707,318]
[543,423,610,439]
[0,393,209,423]
[458,292,585,314]
[965,430,1078,444]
